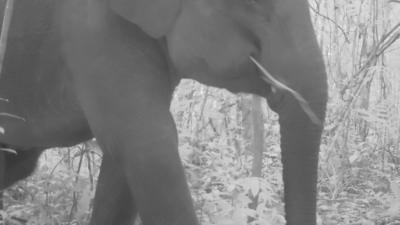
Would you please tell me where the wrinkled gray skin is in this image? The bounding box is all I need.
[0,0,327,225]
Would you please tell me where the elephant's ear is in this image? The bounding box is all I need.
[110,0,182,38]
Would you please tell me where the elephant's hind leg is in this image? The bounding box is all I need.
[0,147,43,214]
[3,147,43,188]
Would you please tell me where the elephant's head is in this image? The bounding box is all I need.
[111,0,328,224]
[112,0,326,96]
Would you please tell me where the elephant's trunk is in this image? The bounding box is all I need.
[265,58,327,225]
[252,3,328,223]
[279,94,326,225]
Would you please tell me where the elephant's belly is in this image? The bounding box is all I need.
[0,77,93,148]
[0,98,92,149]
[0,34,92,147]
[0,115,92,149]
[0,44,92,148]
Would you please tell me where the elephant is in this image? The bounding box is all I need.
[0,0,328,224]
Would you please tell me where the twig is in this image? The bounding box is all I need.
[329,22,400,144]
[0,112,25,121]
[340,22,400,97]
[309,5,350,43]
[0,148,16,154]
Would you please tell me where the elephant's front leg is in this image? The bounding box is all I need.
[63,16,199,225]
[90,153,136,225]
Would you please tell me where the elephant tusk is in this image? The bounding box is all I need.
[0,147,17,154]
[0,100,25,135]
[0,99,25,121]
[0,112,26,121]
[250,56,322,126]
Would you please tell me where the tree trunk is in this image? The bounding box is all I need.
[251,95,264,177]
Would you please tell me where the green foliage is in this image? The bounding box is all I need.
[3,145,99,225]
[171,80,284,225]
[314,0,400,224]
